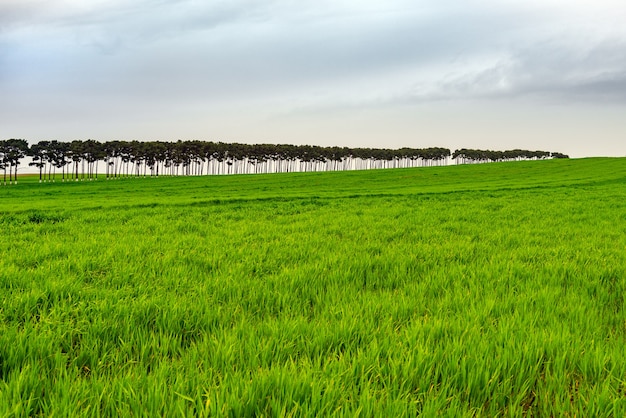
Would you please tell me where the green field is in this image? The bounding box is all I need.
[1,158,626,416]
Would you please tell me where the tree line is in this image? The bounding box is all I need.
[452,148,569,164]
[0,139,568,184]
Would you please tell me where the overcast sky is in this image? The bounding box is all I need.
[2,0,626,157]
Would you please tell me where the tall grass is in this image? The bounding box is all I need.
[1,158,626,416]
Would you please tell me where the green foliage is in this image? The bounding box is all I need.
[1,158,626,416]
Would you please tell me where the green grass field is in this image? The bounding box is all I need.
[1,158,626,416]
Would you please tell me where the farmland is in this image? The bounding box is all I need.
[1,157,626,416]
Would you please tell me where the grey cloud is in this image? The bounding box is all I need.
[3,0,626,132]
[571,75,626,99]
[42,1,295,44]
[0,0,48,29]
[393,36,626,105]
[81,6,521,98]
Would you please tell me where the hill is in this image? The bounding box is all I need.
[1,158,626,416]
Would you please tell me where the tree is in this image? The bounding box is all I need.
[3,139,29,184]
[28,140,51,182]
[82,139,103,180]
[49,141,71,181]
[0,140,7,185]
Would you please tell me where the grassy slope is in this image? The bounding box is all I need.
[1,157,626,416]
[3,157,625,212]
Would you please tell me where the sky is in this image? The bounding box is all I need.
[2,0,626,158]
